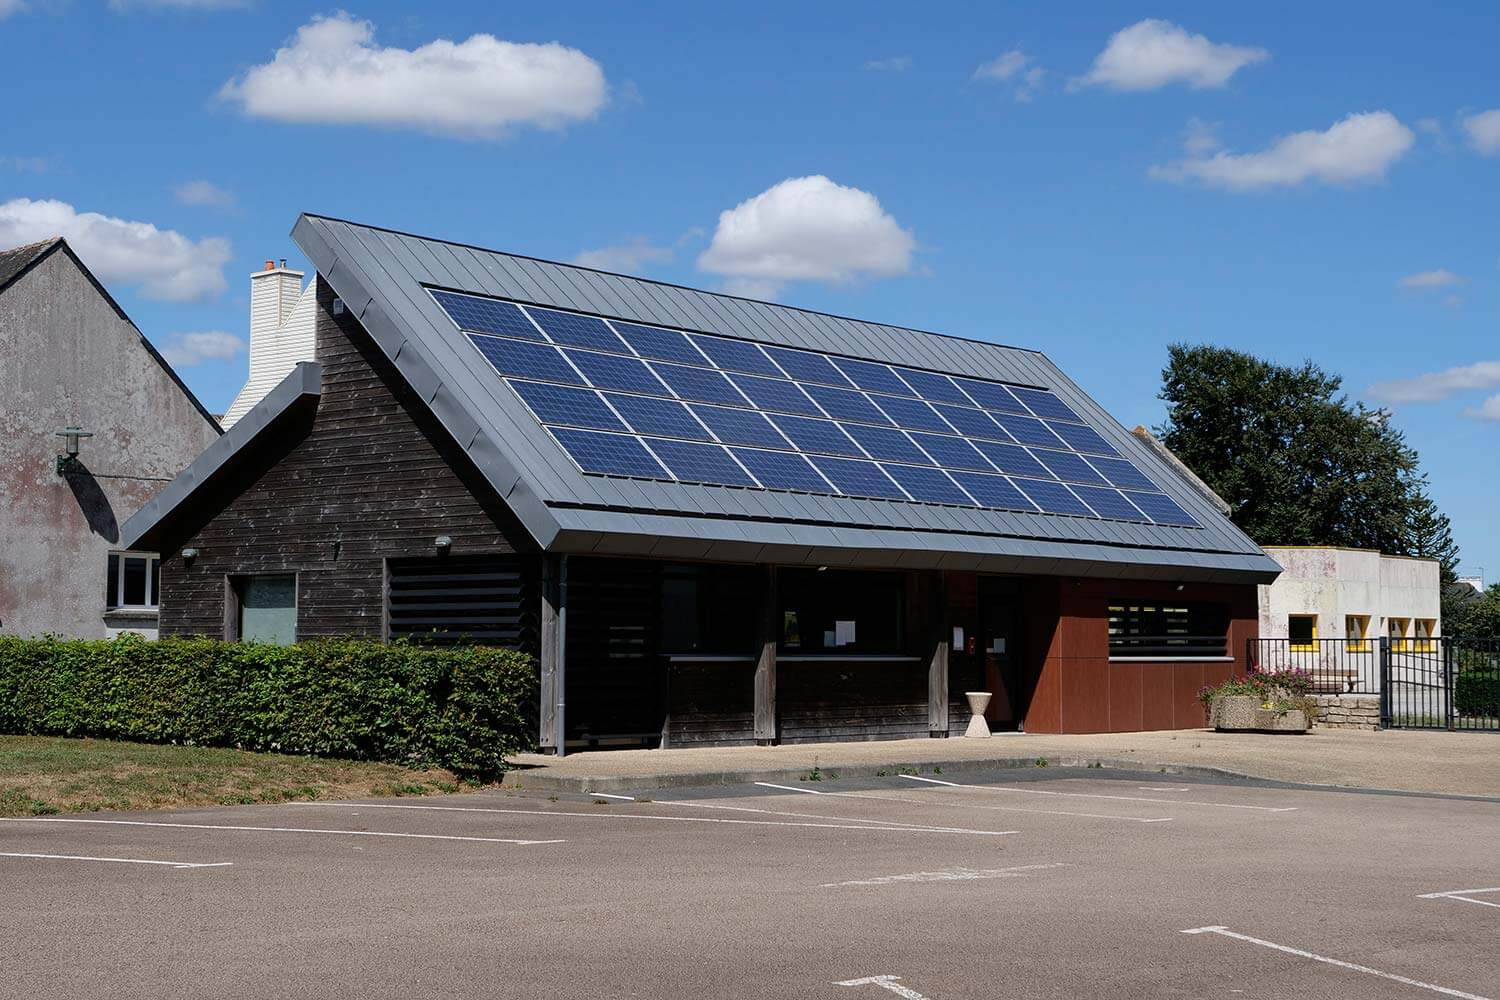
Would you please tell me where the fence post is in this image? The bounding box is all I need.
[1443,638,1456,732]
[1378,636,1391,729]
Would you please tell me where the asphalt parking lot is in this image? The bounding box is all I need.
[2,769,1497,999]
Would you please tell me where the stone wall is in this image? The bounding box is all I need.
[1314,694,1380,730]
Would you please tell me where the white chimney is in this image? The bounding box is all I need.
[221,259,316,428]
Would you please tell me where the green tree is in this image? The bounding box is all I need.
[1156,345,1456,563]
[1405,487,1460,585]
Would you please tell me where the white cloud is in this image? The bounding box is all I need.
[1462,109,1500,155]
[1149,111,1414,191]
[174,179,235,208]
[0,0,27,20]
[0,154,50,173]
[1181,117,1222,155]
[158,330,245,368]
[864,55,912,73]
[572,237,674,273]
[697,176,916,299]
[720,277,784,301]
[219,12,608,139]
[1398,268,1466,290]
[1367,361,1500,404]
[0,197,231,301]
[973,49,1044,101]
[1463,395,1500,421]
[1077,19,1268,91]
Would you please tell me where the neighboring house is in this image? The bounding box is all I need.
[123,214,1280,749]
[0,237,221,639]
[220,259,315,428]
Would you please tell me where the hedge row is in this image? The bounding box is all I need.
[1455,669,1500,719]
[0,635,537,778]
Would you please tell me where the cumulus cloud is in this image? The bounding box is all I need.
[1181,117,1222,155]
[1367,361,1500,404]
[1464,395,1500,421]
[218,12,609,139]
[0,197,231,301]
[1149,111,1414,191]
[1077,19,1268,91]
[0,0,27,20]
[572,237,675,273]
[973,49,1043,101]
[696,176,916,298]
[158,330,246,368]
[1462,109,1500,155]
[174,179,235,208]
[864,55,912,73]
[1398,269,1466,290]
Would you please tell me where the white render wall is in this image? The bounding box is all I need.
[221,266,315,428]
[1258,547,1441,641]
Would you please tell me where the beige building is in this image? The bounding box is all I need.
[1258,546,1441,653]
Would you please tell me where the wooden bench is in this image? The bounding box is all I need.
[1309,670,1359,694]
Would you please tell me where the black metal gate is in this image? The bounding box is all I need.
[1381,637,1500,731]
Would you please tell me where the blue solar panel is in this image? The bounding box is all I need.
[909,432,993,472]
[565,350,669,395]
[606,394,710,440]
[1032,450,1109,486]
[954,378,1029,414]
[897,369,970,405]
[434,291,545,340]
[691,335,781,376]
[1047,421,1118,456]
[651,363,748,405]
[611,321,708,365]
[951,472,1036,512]
[811,456,908,500]
[764,346,853,387]
[731,448,831,492]
[875,395,953,433]
[728,374,821,415]
[647,438,757,487]
[692,405,789,448]
[524,306,628,352]
[771,415,863,457]
[1071,485,1147,522]
[802,384,893,425]
[972,440,1053,479]
[1014,478,1094,517]
[991,413,1067,448]
[1010,386,1082,423]
[841,423,932,465]
[882,464,974,505]
[470,335,584,385]
[1125,490,1199,527]
[508,381,624,431]
[835,358,916,397]
[1091,456,1158,491]
[551,428,668,478]
[931,404,1007,441]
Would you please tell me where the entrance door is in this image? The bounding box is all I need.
[979,586,1022,728]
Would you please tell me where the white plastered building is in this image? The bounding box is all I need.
[221,260,316,428]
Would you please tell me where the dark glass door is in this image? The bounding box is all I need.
[979,588,1022,728]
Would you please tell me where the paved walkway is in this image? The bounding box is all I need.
[506,728,1500,796]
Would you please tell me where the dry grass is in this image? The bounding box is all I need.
[0,735,470,816]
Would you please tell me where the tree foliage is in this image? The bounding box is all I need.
[1157,345,1457,573]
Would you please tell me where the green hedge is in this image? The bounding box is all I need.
[0,635,536,778]
[1455,669,1500,719]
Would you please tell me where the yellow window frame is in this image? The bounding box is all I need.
[1344,614,1370,653]
[1288,614,1318,652]
[1389,617,1410,653]
[1413,618,1437,653]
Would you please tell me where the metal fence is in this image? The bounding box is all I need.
[1247,638,1382,695]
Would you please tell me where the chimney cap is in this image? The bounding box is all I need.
[264,259,275,271]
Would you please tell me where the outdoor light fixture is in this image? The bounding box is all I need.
[54,426,93,475]
[434,535,452,551]
[332,297,346,317]
[181,548,200,562]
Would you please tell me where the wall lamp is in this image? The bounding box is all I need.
[54,426,93,475]
[434,535,453,552]
[181,548,200,563]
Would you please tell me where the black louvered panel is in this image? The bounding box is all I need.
[387,557,536,650]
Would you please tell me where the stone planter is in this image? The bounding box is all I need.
[1210,694,1309,733]
[964,692,992,739]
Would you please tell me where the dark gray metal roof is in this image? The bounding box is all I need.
[286,214,1277,583]
[0,237,61,293]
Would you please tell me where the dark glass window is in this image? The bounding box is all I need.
[658,563,760,655]
[106,553,157,609]
[107,554,120,608]
[1108,601,1229,658]
[778,568,905,654]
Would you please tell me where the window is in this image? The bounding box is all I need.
[231,575,297,645]
[658,563,760,655]
[106,552,159,610]
[778,568,905,655]
[1388,616,1410,652]
[386,556,530,647]
[1344,614,1370,652]
[1108,602,1230,659]
[1414,618,1437,652]
[1288,614,1318,652]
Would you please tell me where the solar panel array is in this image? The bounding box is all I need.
[431,289,1199,528]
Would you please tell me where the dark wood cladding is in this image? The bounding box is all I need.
[157,277,538,644]
[386,556,534,648]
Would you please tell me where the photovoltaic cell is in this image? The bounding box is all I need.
[896,369,970,405]
[931,404,1007,441]
[691,335,781,376]
[1091,456,1158,491]
[646,438,757,487]
[1124,490,1199,527]
[731,448,830,492]
[508,381,624,431]
[882,464,974,506]
[691,404,789,448]
[802,384,893,425]
[952,472,1036,512]
[651,363,747,405]
[470,335,584,385]
[1047,421,1117,456]
[728,374,822,416]
[835,357,916,397]
[1032,450,1109,486]
[1014,478,1094,517]
[524,306,628,352]
[764,346,853,387]
[1070,485,1146,522]
[611,321,708,365]
[841,423,932,465]
[605,394,710,441]
[991,413,1066,448]
[811,456,908,500]
[1010,386,1082,423]
[565,350,670,394]
[875,395,953,433]
[434,291,545,340]
[770,415,863,457]
[908,432,994,472]
[954,378,1028,414]
[972,440,1053,479]
[551,428,667,478]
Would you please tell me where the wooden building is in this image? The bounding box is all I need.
[123,215,1279,750]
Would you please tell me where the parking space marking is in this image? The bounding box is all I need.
[0,851,233,870]
[1139,786,1191,792]
[0,817,563,846]
[749,782,1173,825]
[304,801,1014,838]
[1181,926,1493,1000]
[901,775,1297,813]
[821,862,1068,888]
[625,795,1018,836]
[1418,887,1500,910]
[835,975,933,998]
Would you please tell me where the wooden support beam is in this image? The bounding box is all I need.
[539,554,568,755]
[754,565,778,745]
[928,570,950,737]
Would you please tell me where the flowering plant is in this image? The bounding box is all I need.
[1198,665,1316,721]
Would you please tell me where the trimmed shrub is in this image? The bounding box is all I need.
[0,635,536,778]
[1454,669,1500,719]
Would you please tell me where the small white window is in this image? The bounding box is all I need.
[107,552,160,610]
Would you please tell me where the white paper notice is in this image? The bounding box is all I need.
[992,637,1006,654]
[952,626,964,648]
[835,620,857,646]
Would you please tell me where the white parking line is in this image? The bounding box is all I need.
[633,796,1018,836]
[1182,926,1493,1000]
[751,781,1173,824]
[1139,786,1191,792]
[901,775,1296,813]
[0,851,233,870]
[836,975,933,998]
[0,817,562,846]
[1418,887,1500,910]
[822,862,1069,888]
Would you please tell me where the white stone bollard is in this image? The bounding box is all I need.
[964,692,992,738]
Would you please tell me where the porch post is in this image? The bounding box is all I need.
[539,553,568,756]
[754,565,778,746]
[928,571,950,737]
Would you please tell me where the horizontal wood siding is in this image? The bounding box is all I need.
[665,663,755,747]
[776,661,931,744]
[387,555,536,647]
[157,276,538,646]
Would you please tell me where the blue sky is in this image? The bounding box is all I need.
[2,2,1495,577]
